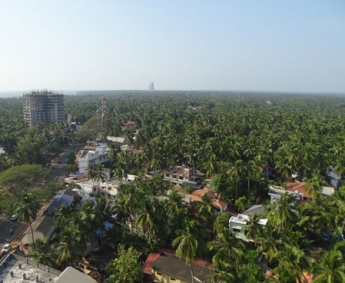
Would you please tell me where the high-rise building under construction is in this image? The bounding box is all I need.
[23,91,65,126]
[149,82,154,91]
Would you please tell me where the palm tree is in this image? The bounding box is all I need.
[173,228,199,283]
[94,196,113,224]
[164,189,186,218]
[210,262,236,283]
[136,202,155,234]
[255,224,283,262]
[196,193,214,225]
[54,203,72,229]
[208,228,244,266]
[243,160,261,207]
[117,183,145,217]
[94,163,107,184]
[55,225,86,268]
[311,242,345,283]
[112,163,127,180]
[31,239,57,268]
[228,160,243,200]
[86,164,96,185]
[271,243,311,283]
[266,193,298,232]
[304,174,324,198]
[15,193,40,248]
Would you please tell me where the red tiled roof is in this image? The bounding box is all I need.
[285,182,313,199]
[187,189,227,211]
[124,120,136,126]
[143,252,160,274]
[143,249,211,275]
[192,189,221,200]
[85,145,97,150]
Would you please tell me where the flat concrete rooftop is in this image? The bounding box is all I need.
[0,253,61,282]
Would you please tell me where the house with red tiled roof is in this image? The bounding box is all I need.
[268,183,335,204]
[122,120,137,132]
[183,188,227,213]
[143,250,212,283]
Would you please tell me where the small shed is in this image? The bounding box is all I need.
[21,215,55,246]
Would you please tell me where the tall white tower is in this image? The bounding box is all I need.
[149,82,155,91]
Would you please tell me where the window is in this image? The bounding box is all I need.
[232,228,241,233]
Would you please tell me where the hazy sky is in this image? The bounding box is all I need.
[1,1,344,93]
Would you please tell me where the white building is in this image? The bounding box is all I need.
[229,205,267,242]
[76,177,122,207]
[78,146,110,173]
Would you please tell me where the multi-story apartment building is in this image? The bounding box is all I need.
[23,91,65,126]
[78,145,110,173]
[163,165,205,188]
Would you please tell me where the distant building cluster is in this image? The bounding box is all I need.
[23,91,65,126]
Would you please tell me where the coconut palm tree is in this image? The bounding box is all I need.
[208,228,245,266]
[15,193,41,249]
[164,189,187,218]
[266,193,298,232]
[196,193,215,225]
[94,163,107,183]
[271,243,311,283]
[55,225,86,268]
[173,228,199,283]
[86,164,96,185]
[228,160,243,200]
[311,242,345,283]
[31,239,57,268]
[210,262,236,283]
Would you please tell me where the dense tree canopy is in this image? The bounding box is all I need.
[2,91,345,282]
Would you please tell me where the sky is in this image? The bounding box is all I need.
[0,1,344,93]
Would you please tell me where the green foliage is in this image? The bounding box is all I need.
[15,192,41,248]
[211,174,234,205]
[32,239,59,269]
[67,150,76,164]
[0,164,51,194]
[106,245,142,283]
[185,186,194,194]
[73,116,99,144]
[63,164,79,176]
[235,196,247,212]
[4,92,345,281]
[0,191,17,215]
[213,212,231,235]
[14,192,41,224]
[31,180,64,202]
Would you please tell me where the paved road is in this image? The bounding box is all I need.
[0,216,25,246]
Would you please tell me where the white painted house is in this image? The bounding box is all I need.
[229,205,268,242]
[78,146,110,173]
